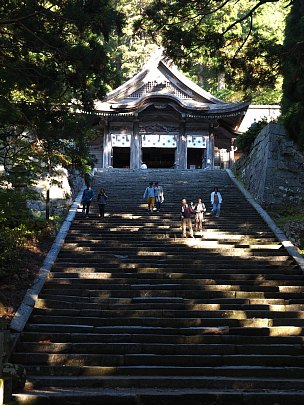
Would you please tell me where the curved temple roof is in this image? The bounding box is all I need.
[94,50,249,132]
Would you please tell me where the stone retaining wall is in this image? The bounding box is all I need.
[234,123,304,208]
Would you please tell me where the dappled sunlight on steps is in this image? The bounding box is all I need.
[11,169,304,404]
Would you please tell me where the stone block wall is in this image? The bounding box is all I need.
[234,123,304,208]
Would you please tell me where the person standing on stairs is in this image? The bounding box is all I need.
[193,196,206,234]
[143,182,155,213]
[81,183,94,219]
[97,187,108,218]
[210,187,223,218]
[180,198,194,238]
[154,182,164,212]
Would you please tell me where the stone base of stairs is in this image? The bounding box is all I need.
[13,387,304,405]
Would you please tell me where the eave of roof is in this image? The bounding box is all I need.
[94,94,250,117]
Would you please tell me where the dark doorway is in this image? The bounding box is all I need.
[187,148,204,169]
[142,148,175,168]
[113,147,130,168]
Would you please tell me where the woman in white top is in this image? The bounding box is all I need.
[192,197,206,232]
[210,187,223,218]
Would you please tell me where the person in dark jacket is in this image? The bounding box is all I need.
[81,183,94,219]
[97,187,108,218]
[180,198,194,238]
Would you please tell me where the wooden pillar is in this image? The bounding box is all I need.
[176,116,187,169]
[202,147,207,169]
[130,116,141,169]
[207,122,215,169]
[102,119,112,168]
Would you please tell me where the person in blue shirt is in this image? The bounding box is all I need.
[143,182,155,213]
[81,183,94,219]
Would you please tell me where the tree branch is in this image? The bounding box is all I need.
[232,12,253,59]
[222,0,280,35]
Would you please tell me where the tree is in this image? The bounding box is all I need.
[109,0,159,87]
[0,1,124,276]
[0,0,123,174]
[137,0,290,103]
[236,118,269,154]
[281,0,304,149]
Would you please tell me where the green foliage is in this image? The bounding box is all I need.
[137,0,289,103]
[0,1,121,281]
[107,0,159,86]
[236,118,269,154]
[281,0,304,149]
[0,187,55,279]
[0,0,123,179]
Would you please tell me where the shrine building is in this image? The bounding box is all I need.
[91,52,250,169]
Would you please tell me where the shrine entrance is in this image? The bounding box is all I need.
[112,147,130,168]
[187,148,205,169]
[142,148,175,168]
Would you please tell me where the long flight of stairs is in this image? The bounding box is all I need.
[11,169,304,404]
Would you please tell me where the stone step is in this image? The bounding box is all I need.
[54,256,293,265]
[22,364,304,378]
[38,284,304,295]
[36,290,304,301]
[12,387,304,405]
[50,265,301,273]
[45,277,304,287]
[34,298,304,311]
[25,315,304,328]
[36,295,301,306]
[62,238,281,246]
[18,332,304,345]
[30,308,304,320]
[23,324,304,336]
[23,375,304,390]
[65,233,278,241]
[47,272,304,282]
[61,245,283,252]
[15,342,304,357]
[42,279,304,290]
[54,262,293,270]
[11,352,304,367]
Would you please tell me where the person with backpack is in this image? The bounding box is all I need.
[81,183,94,219]
[210,187,223,218]
[180,198,194,238]
[143,182,155,213]
[97,187,108,218]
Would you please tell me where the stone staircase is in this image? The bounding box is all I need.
[11,169,304,404]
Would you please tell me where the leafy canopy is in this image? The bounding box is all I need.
[136,0,290,102]
[0,0,123,176]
